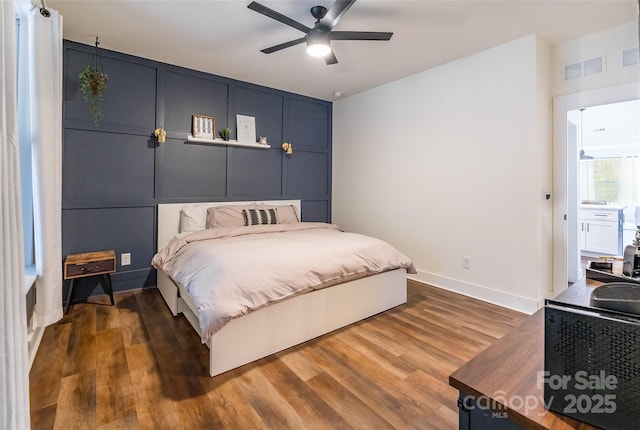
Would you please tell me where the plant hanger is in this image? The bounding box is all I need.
[79,36,108,126]
[91,36,105,77]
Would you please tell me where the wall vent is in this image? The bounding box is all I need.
[583,57,603,76]
[564,61,582,80]
[563,55,605,80]
[622,47,640,67]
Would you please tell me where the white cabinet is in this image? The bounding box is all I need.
[582,219,619,254]
[580,206,624,256]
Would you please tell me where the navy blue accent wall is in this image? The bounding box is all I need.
[62,40,332,299]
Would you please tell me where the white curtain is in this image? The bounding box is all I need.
[581,157,640,212]
[1,1,31,428]
[618,157,640,210]
[17,0,63,326]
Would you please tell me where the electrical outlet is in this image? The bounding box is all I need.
[121,252,131,266]
[463,256,471,269]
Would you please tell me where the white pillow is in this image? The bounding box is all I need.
[179,205,210,233]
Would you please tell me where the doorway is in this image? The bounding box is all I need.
[552,83,640,295]
[573,100,640,262]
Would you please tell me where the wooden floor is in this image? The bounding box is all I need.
[30,280,527,429]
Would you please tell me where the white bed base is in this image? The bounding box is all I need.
[156,200,408,377]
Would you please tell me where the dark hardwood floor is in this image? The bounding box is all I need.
[30,280,527,429]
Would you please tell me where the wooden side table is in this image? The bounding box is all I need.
[63,250,116,314]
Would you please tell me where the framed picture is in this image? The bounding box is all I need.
[236,114,256,144]
[192,114,215,140]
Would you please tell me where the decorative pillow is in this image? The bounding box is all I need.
[206,204,256,229]
[256,204,300,224]
[242,208,279,226]
[179,205,210,233]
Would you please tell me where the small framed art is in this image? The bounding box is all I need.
[192,114,215,140]
[236,114,256,144]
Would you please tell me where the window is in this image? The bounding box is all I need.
[581,157,640,208]
[16,12,35,268]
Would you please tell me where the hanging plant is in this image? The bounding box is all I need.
[79,37,108,126]
[79,66,107,125]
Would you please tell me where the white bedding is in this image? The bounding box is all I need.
[152,223,415,341]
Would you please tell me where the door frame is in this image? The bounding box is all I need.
[552,82,640,295]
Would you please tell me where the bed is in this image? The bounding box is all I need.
[153,200,413,377]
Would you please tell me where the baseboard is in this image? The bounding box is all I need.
[28,325,45,370]
[408,270,539,315]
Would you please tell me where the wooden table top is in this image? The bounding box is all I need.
[65,250,115,265]
[449,279,602,430]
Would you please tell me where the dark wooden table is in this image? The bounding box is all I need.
[63,250,116,314]
[449,279,602,430]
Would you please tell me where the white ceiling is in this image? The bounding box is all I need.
[48,0,637,101]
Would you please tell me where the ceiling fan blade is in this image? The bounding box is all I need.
[261,37,307,54]
[324,49,338,65]
[321,0,356,28]
[248,1,311,34]
[331,31,393,41]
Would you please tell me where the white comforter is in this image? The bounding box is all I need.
[152,223,416,341]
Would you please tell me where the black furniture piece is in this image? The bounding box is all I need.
[544,287,640,430]
[544,301,640,430]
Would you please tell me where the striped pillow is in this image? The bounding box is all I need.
[242,208,279,226]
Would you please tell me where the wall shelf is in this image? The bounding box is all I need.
[186,135,270,149]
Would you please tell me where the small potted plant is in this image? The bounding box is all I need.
[79,65,108,126]
[219,128,231,141]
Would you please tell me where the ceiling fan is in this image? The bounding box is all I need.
[247,0,393,65]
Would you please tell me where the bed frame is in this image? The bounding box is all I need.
[156,200,407,376]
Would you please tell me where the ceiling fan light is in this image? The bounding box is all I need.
[307,42,331,57]
[306,29,331,57]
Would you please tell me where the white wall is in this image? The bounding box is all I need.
[552,21,639,96]
[333,35,551,314]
